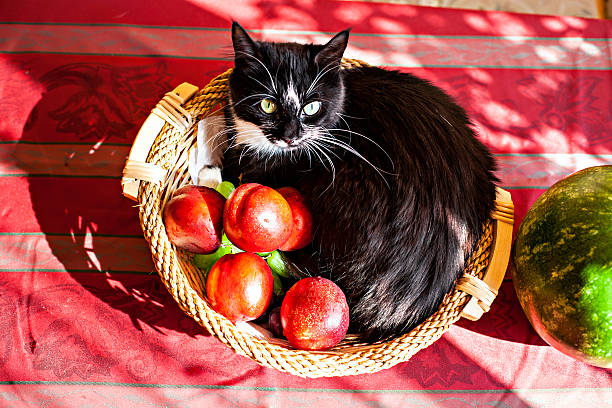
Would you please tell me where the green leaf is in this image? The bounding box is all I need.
[220,232,243,254]
[272,272,284,296]
[192,245,233,278]
[216,181,236,199]
[266,250,290,278]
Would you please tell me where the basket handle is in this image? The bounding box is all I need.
[458,187,514,321]
[121,82,200,201]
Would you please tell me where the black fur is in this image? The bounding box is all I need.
[222,22,498,341]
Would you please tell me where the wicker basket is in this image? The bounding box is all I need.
[121,59,514,378]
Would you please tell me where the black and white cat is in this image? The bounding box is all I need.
[193,22,498,342]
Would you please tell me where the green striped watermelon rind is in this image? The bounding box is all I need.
[513,165,612,368]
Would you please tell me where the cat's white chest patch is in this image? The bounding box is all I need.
[284,82,300,111]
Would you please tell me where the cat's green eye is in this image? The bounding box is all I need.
[302,101,321,116]
[260,98,277,114]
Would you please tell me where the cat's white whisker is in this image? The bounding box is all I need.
[238,143,260,166]
[336,112,366,120]
[235,50,278,93]
[327,126,395,170]
[299,139,314,166]
[231,115,276,151]
[334,113,351,133]
[302,138,325,167]
[233,133,269,147]
[231,93,275,108]
[248,75,276,96]
[306,138,337,187]
[205,124,243,156]
[226,131,265,153]
[308,141,338,194]
[306,61,341,98]
[310,137,342,161]
[318,132,393,188]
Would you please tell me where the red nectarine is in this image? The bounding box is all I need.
[280,277,349,350]
[277,186,313,251]
[206,252,274,323]
[163,185,225,254]
[223,183,293,252]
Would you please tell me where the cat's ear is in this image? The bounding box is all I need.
[232,21,257,60]
[315,29,350,68]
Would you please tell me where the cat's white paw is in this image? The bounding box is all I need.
[188,113,227,186]
[197,166,222,188]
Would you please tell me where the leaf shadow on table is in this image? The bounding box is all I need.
[18,61,208,333]
[10,0,611,390]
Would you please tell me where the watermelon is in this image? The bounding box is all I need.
[513,165,612,368]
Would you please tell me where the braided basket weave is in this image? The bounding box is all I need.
[121,59,514,377]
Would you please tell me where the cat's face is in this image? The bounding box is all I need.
[227,23,349,157]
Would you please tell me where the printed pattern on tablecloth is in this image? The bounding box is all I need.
[0,1,611,406]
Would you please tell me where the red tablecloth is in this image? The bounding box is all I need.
[1,1,611,406]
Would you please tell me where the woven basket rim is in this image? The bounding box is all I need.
[133,59,508,377]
